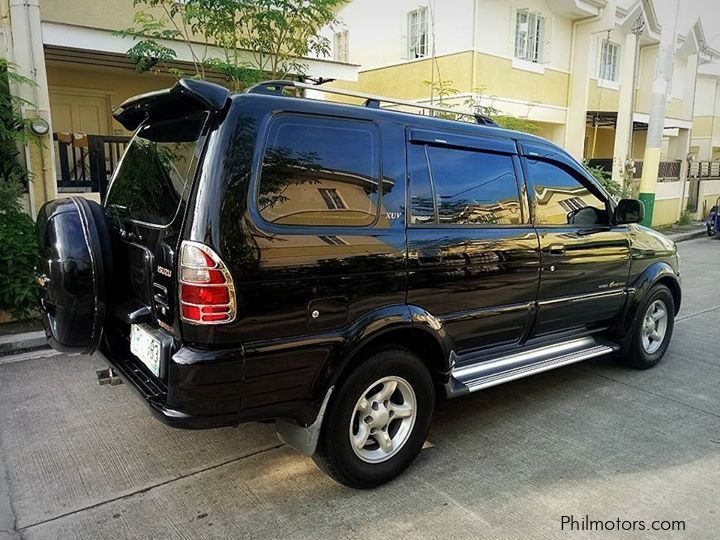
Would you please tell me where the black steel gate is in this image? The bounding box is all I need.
[54,133,131,200]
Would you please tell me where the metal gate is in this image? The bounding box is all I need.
[54,133,131,200]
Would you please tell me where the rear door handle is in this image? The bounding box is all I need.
[547,243,565,255]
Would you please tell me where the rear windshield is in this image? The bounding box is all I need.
[105,112,207,225]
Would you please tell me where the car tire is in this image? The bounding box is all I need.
[621,284,675,369]
[313,348,434,489]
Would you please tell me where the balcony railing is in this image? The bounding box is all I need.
[688,161,720,179]
[54,132,131,199]
[586,159,682,182]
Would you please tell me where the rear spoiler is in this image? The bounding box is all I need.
[113,79,230,131]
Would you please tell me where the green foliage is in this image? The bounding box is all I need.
[422,79,537,133]
[0,57,40,318]
[678,210,691,226]
[0,208,38,318]
[0,58,39,188]
[117,0,345,90]
[491,115,537,133]
[582,160,631,201]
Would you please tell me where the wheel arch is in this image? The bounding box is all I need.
[656,275,681,315]
[630,261,681,315]
[321,305,454,399]
[612,261,681,344]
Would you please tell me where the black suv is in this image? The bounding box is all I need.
[36,79,680,488]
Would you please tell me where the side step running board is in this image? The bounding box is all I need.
[447,337,617,396]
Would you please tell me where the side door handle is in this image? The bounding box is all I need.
[547,243,565,255]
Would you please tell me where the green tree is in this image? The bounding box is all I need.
[117,0,345,91]
[423,79,537,133]
[582,160,631,201]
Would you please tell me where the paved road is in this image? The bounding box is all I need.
[1,237,718,539]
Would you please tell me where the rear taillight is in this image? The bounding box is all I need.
[179,241,236,324]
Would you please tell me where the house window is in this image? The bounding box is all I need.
[407,7,428,59]
[514,9,545,63]
[318,188,346,210]
[333,30,349,63]
[599,39,620,82]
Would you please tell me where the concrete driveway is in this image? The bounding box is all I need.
[1,237,718,539]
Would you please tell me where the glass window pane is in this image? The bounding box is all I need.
[409,144,435,225]
[515,10,528,59]
[259,117,379,227]
[106,112,206,225]
[525,158,607,225]
[424,146,522,226]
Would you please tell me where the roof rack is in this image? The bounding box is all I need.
[247,80,499,127]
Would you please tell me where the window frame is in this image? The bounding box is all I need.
[105,111,210,230]
[406,131,528,229]
[599,38,620,83]
[252,112,383,233]
[407,7,428,59]
[520,154,613,228]
[333,30,349,63]
[514,8,545,64]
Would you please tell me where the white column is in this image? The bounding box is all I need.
[565,5,615,159]
[8,0,57,216]
[611,31,638,187]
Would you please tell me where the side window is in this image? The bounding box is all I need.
[409,143,523,226]
[258,116,379,227]
[525,158,608,225]
[408,144,435,224]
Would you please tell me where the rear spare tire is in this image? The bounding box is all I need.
[36,197,113,354]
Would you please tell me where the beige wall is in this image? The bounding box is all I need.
[474,52,569,108]
[40,0,158,33]
[584,127,615,159]
[46,64,177,135]
[329,50,569,113]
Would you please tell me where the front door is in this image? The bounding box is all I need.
[49,91,112,135]
[522,145,630,337]
[406,129,541,355]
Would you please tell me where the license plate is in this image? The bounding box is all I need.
[130,324,163,377]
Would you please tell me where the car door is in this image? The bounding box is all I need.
[521,143,631,338]
[406,129,541,355]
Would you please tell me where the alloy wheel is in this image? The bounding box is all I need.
[349,376,417,464]
[641,299,669,354]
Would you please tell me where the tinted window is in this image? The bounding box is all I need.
[258,116,379,227]
[408,144,435,224]
[410,144,522,225]
[106,112,206,225]
[525,159,607,225]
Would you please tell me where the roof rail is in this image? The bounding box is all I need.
[246,80,499,127]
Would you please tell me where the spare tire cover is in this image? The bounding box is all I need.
[36,197,110,354]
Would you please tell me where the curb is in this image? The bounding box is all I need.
[0,331,49,355]
[667,229,707,243]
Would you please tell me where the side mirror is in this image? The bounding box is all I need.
[614,198,645,225]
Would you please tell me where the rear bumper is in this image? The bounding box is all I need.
[97,340,244,429]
